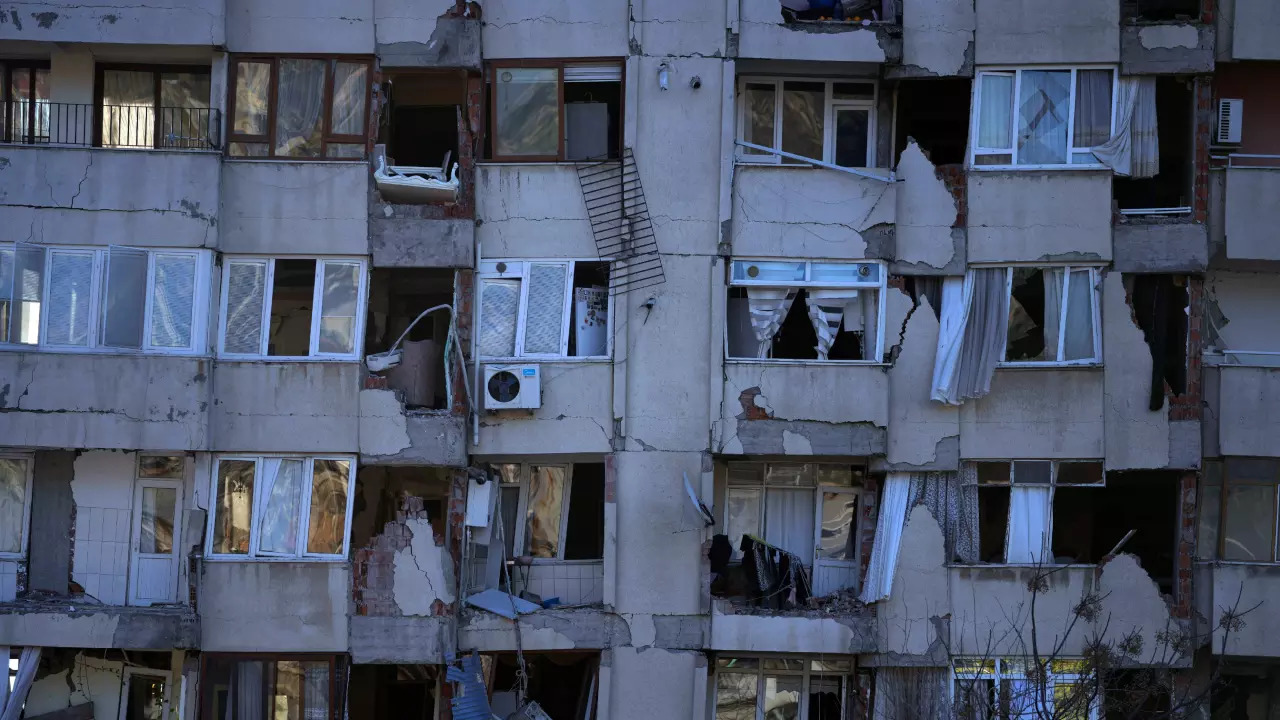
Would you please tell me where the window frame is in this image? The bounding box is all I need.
[972,459,1105,567]
[734,76,878,168]
[216,255,368,361]
[92,62,214,150]
[951,657,1099,720]
[0,243,212,356]
[476,259,613,361]
[0,60,51,145]
[226,54,373,161]
[498,462,603,563]
[713,654,854,720]
[0,453,34,560]
[725,258,887,365]
[485,58,626,163]
[204,454,357,562]
[996,265,1103,367]
[199,653,340,720]
[969,65,1119,170]
[1204,458,1280,563]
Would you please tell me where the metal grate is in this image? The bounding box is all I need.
[576,147,666,295]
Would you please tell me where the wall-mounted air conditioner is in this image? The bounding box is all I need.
[1217,98,1243,145]
[483,364,542,410]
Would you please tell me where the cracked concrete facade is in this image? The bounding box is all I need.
[4,0,1273,717]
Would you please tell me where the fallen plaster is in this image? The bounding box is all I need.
[1096,553,1187,665]
[1103,272,1171,470]
[358,388,413,456]
[902,0,975,76]
[886,295,960,468]
[392,517,455,614]
[460,608,632,651]
[877,504,949,660]
[1139,23,1200,49]
[894,142,959,270]
[625,612,657,648]
[27,654,126,720]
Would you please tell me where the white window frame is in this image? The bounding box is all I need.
[952,658,1099,720]
[972,459,1105,567]
[0,243,212,355]
[216,256,368,361]
[996,265,1103,367]
[477,259,613,361]
[713,655,854,720]
[500,462,602,563]
[117,666,173,720]
[735,77,877,168]
[0,453,34,560]
[204,454,357,561]
[969,66,1119,170]
[726,258,887,364]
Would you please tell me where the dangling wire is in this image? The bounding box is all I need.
[492,487,529,705]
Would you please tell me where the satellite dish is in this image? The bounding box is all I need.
[683,472,715,527]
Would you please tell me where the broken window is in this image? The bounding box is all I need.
[1123,0,1200,21]
[1114,77,1193,214]
[373,70,466,204]
[348,664,440,720]
[207,455,355,560]
[365,269,456,410]
[714,656,853,720]
[201,655,340,720]
[492,462,604,562]
[486,652,600,719]
[737,77,876,167]
[477,260,610,360]
[121,667,172,720]
[0,244,210,354]
[350,466,453,549]
[974,460,1107,564]
[219,256,367,360]
[1212,668,1280,719]
[953,659,1097,720]
[726,259,885,362]
[894,79,972,166]
[228,55,370,159]
[1002,266,1101,365]
[486,61,622,161]
[0,454,32,558]
[1127,274,1190,410]
[971,67,1116,168]
[718,463,862,598]
[1199,458,1280,563]
[97,64,214,149]
[1,60,50,144]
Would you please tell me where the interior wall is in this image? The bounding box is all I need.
[1215,63,1280,155]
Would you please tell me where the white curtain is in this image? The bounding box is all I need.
[764,488,814,559]
[931,276,973,403]
[1042,269,1064,362]
[978,74,1014,149]
[1073,70,1114,150]
[0,647,41,720]
[235,661,265,720]
[1005,486,1051,564]
[806,289,857,360]
[1017,70,1070,165]
[1063,270,1095,361]
[1093,77,1159,178]
[859,472,912,604]
[274,59,326,157]
[747,288,797,359]
[258,459,303,554]
[933,269,1009,405]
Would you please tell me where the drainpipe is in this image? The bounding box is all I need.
[473,241,482,447]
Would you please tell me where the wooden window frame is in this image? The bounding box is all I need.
[1,60,51,145]
[734,76,878,168]
[92,63,212,149]
[485,58,625,163]
[1212,458,1280,562]
[226,54,373,161]
[0,453,34,560]
[199,654,340,720]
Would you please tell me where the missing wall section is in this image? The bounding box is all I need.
[366,269,456,411]
[485,652,600,720]
[1114,77,1194,215]
[893,79,971,167]
[1126,274,1190,411]
[1122,0,1200,21]
[348,664,440,720]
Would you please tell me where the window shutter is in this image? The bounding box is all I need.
[149,253,197,349]
[316,261,361,355]
[223,260,267,354]
[522,263,569,355]
[564,65,623,83]
[478,278,520,358]
[102,247,148,349]
[45,250,95,347]
[10,244,44,345]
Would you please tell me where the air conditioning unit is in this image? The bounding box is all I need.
[483,364,542,410]
[1217,98,1243,145]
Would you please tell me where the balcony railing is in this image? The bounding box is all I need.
[1,101,221,150]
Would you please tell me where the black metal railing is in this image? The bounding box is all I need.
[1,101,221,150]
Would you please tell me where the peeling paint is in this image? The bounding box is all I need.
[392,517,456,614]
[1138,23,1200,49]
[357,388,413,456]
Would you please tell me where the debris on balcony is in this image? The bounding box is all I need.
[373,149,459,204]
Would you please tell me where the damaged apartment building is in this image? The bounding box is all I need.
[3,0,1280,718]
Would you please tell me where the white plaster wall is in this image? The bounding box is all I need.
[607,648,700,720]
[738,0,887,62]
[0,0,224,45]
[711,604,872,654]
[960,369,1106,459]
[975,0,1120,65]
[632,0,725,58]
[903,0,975,76]
[0,147,221,249]
[887,296,960,469]
[1231,0,1280,60]
[0,560,17,601]
[894,143,959,270]
[475,362,613,455]
[200,561,349,651]
[209,362,361,453]
[1207,271,1280,353]
[474,165,598,258]
[1212,564,1280,656]
[48,45,94,105]
[722,363,890,427]
[392,517,455,613]
[26,655,125,720]
[1101,273,1170,470]
[373,0,440,45]
[1224,168,1280,260]
[878,505,949,657]
[220,162,369,255]
[1218,367,1280,458]
[967,172,1113,263]
[0,353,211,451]
[731,166,895,259]
[70,451,134,605]
[225,0,373,53]
[479,0,629,59]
